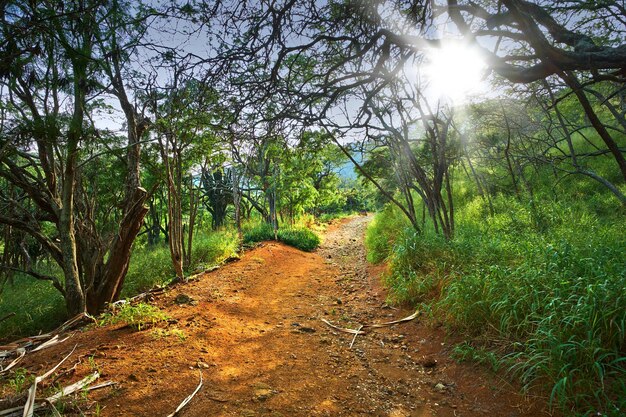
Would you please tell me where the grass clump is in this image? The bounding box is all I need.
[191,229,239,267]
[451,342,501,372]
[243,222,321,252]
[243,222,274,244]
[99,302,168,331]
[122,229,239,298]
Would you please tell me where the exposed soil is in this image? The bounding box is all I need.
[3,216,554,416]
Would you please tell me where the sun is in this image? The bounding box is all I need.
[421,42,486,103]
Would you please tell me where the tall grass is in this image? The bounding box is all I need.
[367,196,626,415]
[0,277,66,340]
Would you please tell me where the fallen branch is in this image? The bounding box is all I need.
[349,325,364,349]
[23,345,77,417]
[166,372,203,417]
[0,405,26,417]
[46,371,100,403]
[364,310,420,328]
[0,349,25,375]
[320,319,366,335]
[321,310,419,339]
[31,335,72,353]
[83,381,117,392]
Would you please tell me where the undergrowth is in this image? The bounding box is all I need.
[0,229,238,339]
[367,196,626,416]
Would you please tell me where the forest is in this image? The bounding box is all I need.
[0,1,625,416]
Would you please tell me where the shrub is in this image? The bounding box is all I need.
[243,222,321,251]
[191,230,239,268]
[277,227,320,252]
[123,246,173,298]
[243,223,274,244]
[122,229,239,298]
[0,276,66,340]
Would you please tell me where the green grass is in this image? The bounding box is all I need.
[243,222,321,252]
[0,276,66,341]
[365,204,410,263]
[1,228,239,339]
[98,302,168,331]
[367,196,626,416]
[121,229,239,298]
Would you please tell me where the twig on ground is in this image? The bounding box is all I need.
[23,344,77,417]
[166,371,203,417]
[31,334,72,353]
[46,371,100,403]
[321,310,419,342]
[321,319,366,335]
[0,349,25,374]
[364,310,419,328]
[349,325,364,349]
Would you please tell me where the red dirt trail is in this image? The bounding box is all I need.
[2,216,554,416]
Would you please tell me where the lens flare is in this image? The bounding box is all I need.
[421,42,486,103]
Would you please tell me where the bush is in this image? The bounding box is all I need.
[123,246,173,298]
[243,222,321,251]
[122,229,239,298]
[276,227,320,252]
[191,230,239,268]
[243,222,274,244]
[0,276,66,340]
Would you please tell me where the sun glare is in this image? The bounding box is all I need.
[421,42,486,103]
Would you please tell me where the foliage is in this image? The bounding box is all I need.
[243,223,275,244]
[190,230,240,268]
[122,229,239,298]
[122,246,173,299]
[451,343,501,373]
[3,368,34,395]
[99,302,169,331]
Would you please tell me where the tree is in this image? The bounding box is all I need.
[0,0,150,314]
[439,0,626,182]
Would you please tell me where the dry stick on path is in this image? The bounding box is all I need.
[349,325,364,348]
[322,310,420,343]
[0,349,25,374]
[166,372,203,417]
[22,345,77,417]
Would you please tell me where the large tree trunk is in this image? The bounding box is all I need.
[86,187,149,313]
[60,56,88,316]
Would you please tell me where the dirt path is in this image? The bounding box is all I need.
[9,216,552,416]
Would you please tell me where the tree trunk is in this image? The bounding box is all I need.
[87,187,149,313]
